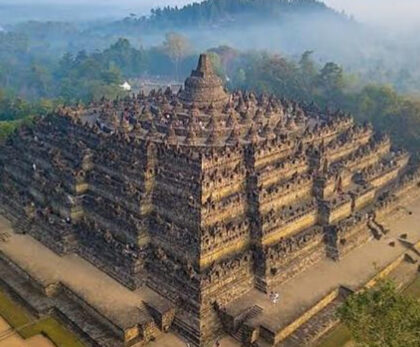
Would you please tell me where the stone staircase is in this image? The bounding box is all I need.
[241,305,263,323]
[173,314,200,347]
[231,324,249,342]
[231,305,263,344]
[367,220,382,240]
[255,278,268,293]
[372,219,389,235]
[136,301,164,343]
[367,212,391,241]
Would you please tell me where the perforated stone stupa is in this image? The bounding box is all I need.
[0,54,418,347]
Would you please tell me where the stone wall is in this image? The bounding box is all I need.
[260,288,339,345]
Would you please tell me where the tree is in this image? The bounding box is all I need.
[337,280,420,347]
[36,99,54,115]
[28,64,52,97]
[299,50,317,96]
[101,65,122,85]
[57,52,74,79]
[315,62,345,105]
[163,32,192,81]
[299,50,316,79]
[207,51,225,79]
[101,38,148,77]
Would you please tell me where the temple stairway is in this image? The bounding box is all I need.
[230,305,263,343]
[367,220,383,239]
[172,312,201,346]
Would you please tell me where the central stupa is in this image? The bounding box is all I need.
[179,54,229,108]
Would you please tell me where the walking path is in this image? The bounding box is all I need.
[0,317,55,347]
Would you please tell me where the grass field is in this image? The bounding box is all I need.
[318,324,353,347]
[0,290,85,347]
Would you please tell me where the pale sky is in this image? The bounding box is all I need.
[324,0,420,28]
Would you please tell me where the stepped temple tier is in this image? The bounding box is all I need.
[0,54,420,347]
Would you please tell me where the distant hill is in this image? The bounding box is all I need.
[90,0,347,35]
[84,0,354,57]
[7,0,363,74]
[142,0,338,29]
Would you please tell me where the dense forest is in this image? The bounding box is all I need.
[1,32,419,160]
[113,0,335,29]
[0,0,419,159]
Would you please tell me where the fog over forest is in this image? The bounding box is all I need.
[1,0,419,92]
[0,0,419,96]
[3,0,419,29]
[2,0,419,37]
[1,0,420,156]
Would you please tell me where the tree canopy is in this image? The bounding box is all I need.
[144,0,333,29]
[337,280,420,347]
[1,30,420,160]
[163,33,192,80]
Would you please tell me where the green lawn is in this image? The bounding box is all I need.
[318,324,352,347]
[0,290,85,347]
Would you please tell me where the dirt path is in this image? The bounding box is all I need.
[0,317,55,347]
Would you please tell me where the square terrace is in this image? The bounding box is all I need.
[1,196,420,346]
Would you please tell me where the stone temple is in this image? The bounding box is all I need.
[0,54,419,346]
